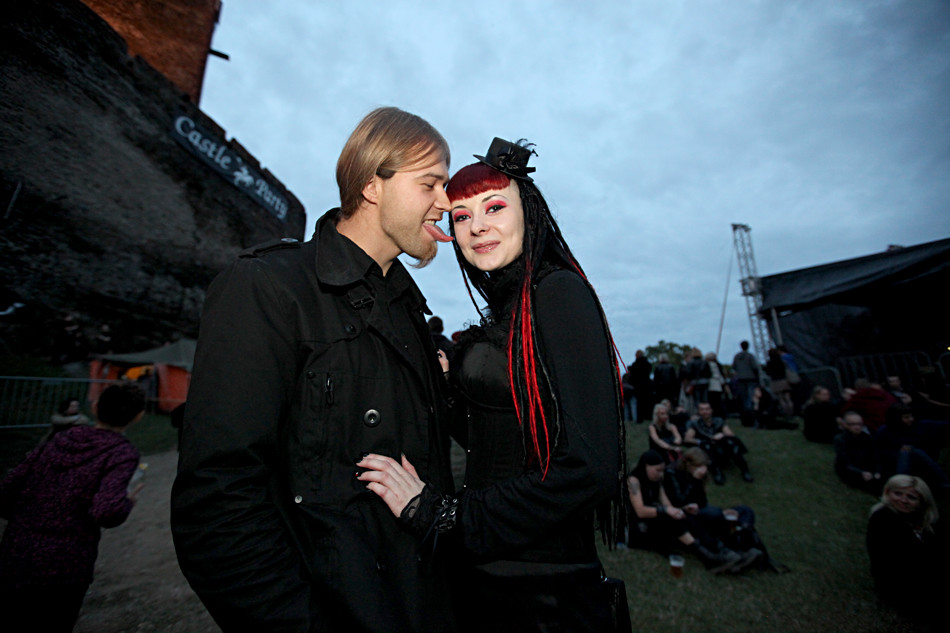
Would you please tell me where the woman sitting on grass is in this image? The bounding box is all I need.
[867,474,947,630]
[647,403,683,464]
[625,450,749,574]
[802,385,840,443]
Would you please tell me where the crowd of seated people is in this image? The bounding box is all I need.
[623,447,784,575]
[818,377,950,629]
[627,351,950,622]
[622,347,949,622]
[833,400,950,497]
[624,450,754,573]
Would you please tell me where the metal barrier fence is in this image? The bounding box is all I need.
[836,351,934,393]
[938,352,950,385]
[0,376,118,429]
[798,366,844,400]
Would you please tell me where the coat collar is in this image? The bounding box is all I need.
[313,209,430,314]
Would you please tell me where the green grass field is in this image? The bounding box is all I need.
[602,421,945,633]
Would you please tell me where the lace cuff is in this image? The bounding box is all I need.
[399,484,459,540]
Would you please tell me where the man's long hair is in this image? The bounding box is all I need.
[336,107,450,218]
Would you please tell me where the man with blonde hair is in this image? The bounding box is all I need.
[172,107,457,632]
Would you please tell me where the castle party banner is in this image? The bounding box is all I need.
[172,114,289,221]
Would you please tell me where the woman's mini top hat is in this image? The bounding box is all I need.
[474,137,537,182]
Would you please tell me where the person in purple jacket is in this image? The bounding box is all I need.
[0,382,146,632]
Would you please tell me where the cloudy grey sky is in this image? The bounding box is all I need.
[198,0,950,363]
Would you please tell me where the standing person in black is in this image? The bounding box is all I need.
[358,138,625,632]
[704,351,729,419]
[732,340,761,426]
[428,315,455,360]
[765,348,794,418]
[652,354,679,406]
[681,348,707,416]
[630,349,654,424]
[621,368,636,422]
[171,107,458,633]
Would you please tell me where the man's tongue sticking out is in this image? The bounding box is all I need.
[423,222,454,243]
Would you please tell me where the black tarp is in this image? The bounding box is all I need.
[756,238,950,370]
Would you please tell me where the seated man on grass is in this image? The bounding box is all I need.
[684,402,753,484]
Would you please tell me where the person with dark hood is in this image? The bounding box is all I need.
[0,382,146,633]
[358,138,625,632]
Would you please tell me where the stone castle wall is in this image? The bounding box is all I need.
[1,0,306,359]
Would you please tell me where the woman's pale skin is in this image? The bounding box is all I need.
[358,178,528,516]
[449,179,526,273]
[886,486,922,515]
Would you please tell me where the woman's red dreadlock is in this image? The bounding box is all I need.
[509,262,553,477]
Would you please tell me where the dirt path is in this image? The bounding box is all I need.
[74,450,220,633]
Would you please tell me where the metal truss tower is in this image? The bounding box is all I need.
[732,223,773,362]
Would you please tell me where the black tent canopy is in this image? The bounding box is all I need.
[756,237,950,371]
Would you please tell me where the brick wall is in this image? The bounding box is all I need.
[81,0,221,103]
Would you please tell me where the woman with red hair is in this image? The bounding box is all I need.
[359,138,625,632]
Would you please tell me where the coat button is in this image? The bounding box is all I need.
[344,323,356,334]
[306,370,315,379]
[363,409,381,427]
[294,495,303,504]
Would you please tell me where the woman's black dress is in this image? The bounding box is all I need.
[446,268,621,633]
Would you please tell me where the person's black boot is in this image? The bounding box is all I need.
[728,548,763,573]
[712,466,725,485]
[691,543,740,574]
[733,454,753,482]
